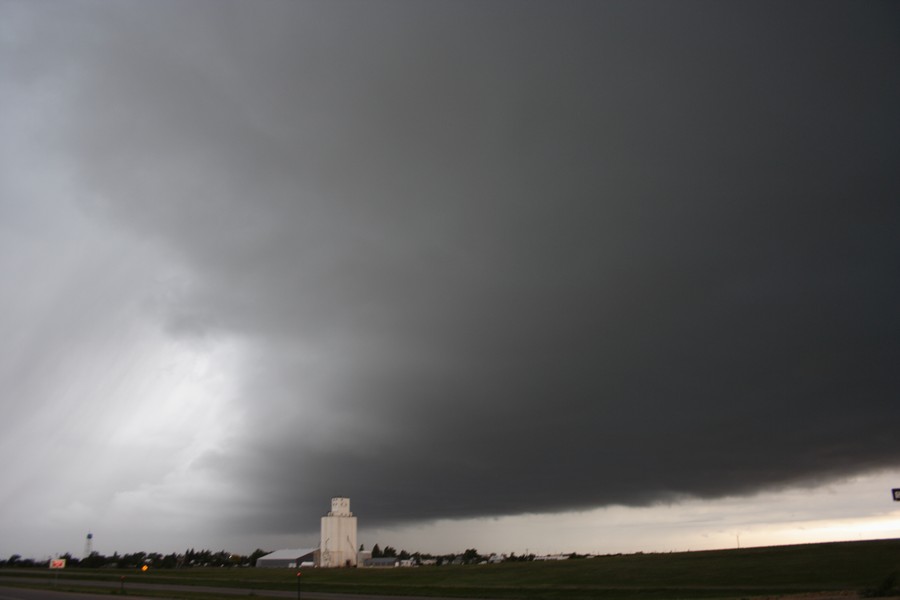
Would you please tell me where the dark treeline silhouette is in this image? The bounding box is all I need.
[1,548,270,569]
[2,547,551,569]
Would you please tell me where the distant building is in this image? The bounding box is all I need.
[319,497,358,567]
[363,556,400,568]
[255,548,318,568]
[361,557,415,568]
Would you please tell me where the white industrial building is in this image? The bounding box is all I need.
[319,497,358,567]
[255,548,317,568]
[255,498,360,568]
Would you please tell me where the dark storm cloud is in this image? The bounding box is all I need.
[19,0,900,534]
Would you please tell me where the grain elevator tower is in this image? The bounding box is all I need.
[319,497,357,567]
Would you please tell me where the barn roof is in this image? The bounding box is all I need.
[259,548,317,561]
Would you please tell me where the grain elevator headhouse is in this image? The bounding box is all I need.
[319,497,358,567]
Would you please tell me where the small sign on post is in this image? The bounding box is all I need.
[893,488,900,501]
[49,559,66,569]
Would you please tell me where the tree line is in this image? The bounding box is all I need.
[1,548,270,569]
[365,545,549,565]
[2,547,583,569]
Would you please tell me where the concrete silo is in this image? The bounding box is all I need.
[319,497,357,567]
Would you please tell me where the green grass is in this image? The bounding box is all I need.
[2,538,899,599]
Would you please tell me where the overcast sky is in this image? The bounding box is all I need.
[2,0,899,560]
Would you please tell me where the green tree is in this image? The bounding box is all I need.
[372,544,382,558]
[160,553,178,568]
[248,548,269,566]
[59,552,78,567]
[81,551,107,569]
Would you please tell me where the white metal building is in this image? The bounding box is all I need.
[255,548,317,568]
[319,497,358,567]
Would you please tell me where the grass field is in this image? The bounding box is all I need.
[2,538,899,599]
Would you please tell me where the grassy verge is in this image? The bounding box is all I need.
[1,538,898,600]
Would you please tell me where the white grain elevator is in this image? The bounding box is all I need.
[319,497,358,567]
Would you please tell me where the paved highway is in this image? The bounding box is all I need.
[0,587,138,600]
[0,581,491,600]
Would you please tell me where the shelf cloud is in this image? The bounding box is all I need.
[1,0,898,554]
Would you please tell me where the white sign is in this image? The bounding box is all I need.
[50,559,66,569]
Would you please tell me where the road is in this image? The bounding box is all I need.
[0,580,491,600]
[0,587,139,600]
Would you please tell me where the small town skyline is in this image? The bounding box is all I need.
[6,477,900,562]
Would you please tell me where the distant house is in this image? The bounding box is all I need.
[255,548,318,568]
[363,557,400,568]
